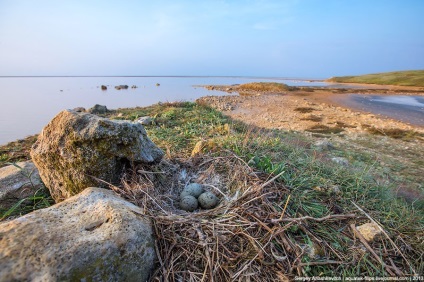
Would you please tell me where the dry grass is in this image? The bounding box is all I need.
[108,151,419,280]
[362,125,423,140]
[306,124,344,134]
[294,107,316,113]
[300,115,323,122]
[238,82,294,93]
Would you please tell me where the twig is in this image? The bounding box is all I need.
[297,260,344,267]
[350,224,396,276]
[351,201,415,275]
[278,194,291,221]
[137,170,165,174]
[242,170,285,197]
[271,213,357,223]
[90,175,168,214]
[202,183,229,201]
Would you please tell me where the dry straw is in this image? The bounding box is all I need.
[109,152,413,281]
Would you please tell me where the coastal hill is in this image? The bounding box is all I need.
[326,70,424,87]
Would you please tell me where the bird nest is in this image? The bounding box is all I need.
[110,151,416,281]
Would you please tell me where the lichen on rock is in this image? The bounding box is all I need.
[0,187,156,282]
[30,110,164,202]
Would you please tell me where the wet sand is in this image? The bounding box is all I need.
[330,94,424,127]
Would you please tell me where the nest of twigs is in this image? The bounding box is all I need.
[112,152,418,281]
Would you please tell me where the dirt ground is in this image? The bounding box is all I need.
[197,87,424,135]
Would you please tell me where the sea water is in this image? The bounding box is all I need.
[0,76,328,145]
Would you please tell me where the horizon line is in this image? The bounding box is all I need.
[0,75,326,80]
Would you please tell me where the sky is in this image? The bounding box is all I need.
[0,0,423,78]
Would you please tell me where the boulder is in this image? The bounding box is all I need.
[30,110,164,202]
[0,161,43,211]
[88,104,108,114]
[0,187,156,282]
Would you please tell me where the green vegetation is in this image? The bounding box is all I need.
[1,102,422,279]
[238,82,295,92]
[326,70,424,87]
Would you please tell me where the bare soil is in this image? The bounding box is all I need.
[197,87,424,135]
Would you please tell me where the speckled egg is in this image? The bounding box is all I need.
[180,195,198,212]
[198,192,219,209]
[181,183,204,198]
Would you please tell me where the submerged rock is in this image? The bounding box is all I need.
[0,187,156,281]
[115,85,129,90]
[30,110,164,202]
[0,161,44,211]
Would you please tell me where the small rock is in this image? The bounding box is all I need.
[131,85,137,89]
[198,192,219,209]
[191,141,205,157]
[101,85,107,90]
[331,157,349,166]
[136,116,154,126]
[180,195,198,212]
[115,85,129,90]
[88,104,108,114]
[356,222,382,242]
[72,107,86,112]
[0,187,155,281]
[156,83,160,86]
[314,139,335,151]
[0,161,44,211]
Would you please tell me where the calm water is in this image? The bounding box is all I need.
[337,94,424,126]
[0,76,328,145]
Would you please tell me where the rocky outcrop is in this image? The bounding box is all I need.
[30,110,164,202]
[0,187,156,282]
[0,161,43,210]
[88,104,108,114]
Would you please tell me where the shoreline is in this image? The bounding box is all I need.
[197,85,424,135]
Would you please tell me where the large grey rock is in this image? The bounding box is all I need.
[30,110,164,202]
[0,161,43,210]
[0,187,156,282]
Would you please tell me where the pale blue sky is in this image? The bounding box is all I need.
[0,0,423,78]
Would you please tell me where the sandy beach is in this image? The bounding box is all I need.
[197,86,424,136]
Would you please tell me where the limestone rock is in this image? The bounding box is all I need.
[30,110,164,202]
[136,116,154,126]
[356,222,382,242]
[0,161,43,210]
[331,157,349,166]
[191,140,206,157]
[0,187,156,282]
[88,104,108,114]
[314,139,335,151]
[72,107,86,112]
